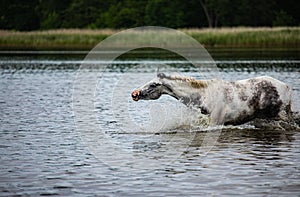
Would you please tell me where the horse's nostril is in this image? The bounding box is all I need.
[132,90,139,97]
[132,90,140,101]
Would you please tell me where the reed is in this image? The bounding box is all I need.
[0,27,299,50]
[184,27,300,48]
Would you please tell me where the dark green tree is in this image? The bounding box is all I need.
[184,0,208,27]
[0,0,40,30]
[199,0,221,27]
[273,10,295,26]
[145,0,186,28]
[36,0,71,29]
[96,0,147,28]
[274,0,299,26]
[61,0,103,28]
[1,0,300,30]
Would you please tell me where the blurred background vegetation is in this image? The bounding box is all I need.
[1,0,299,31]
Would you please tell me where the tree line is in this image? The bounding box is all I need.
[1,0,299,31]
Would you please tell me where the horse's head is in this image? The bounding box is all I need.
[131,73,166,101]
[132,73,207,102]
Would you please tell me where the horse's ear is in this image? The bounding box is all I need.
[157,72,166,78]
[156,67,167,78]
[156,67,163,78]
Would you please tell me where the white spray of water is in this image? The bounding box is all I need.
[128,97,211,134]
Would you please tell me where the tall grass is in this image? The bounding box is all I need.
[0,27,299,50]
[184,27,300,48]
[0,29,114,50]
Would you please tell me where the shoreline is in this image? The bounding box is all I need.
[0,27,299,50]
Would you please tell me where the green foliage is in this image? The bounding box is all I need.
[273,10,295,26]
[36,0,71,29]
[41,12,59,29]
[95,0,147,28]
[145,0,186,28]
[0,0,300,30]
[0,0,40,30]
[61,0,103,28]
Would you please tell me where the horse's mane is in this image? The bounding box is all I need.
[158,73,208,88]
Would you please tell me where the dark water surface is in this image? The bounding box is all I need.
[0,50,299,196]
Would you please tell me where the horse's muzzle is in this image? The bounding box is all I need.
[131,90,140,101]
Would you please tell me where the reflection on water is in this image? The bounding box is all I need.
[0,51,299,196]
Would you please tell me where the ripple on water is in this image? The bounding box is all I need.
[0,56,299,196]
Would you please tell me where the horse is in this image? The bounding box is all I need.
[131,73,292,126]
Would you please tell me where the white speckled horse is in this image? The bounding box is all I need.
[131,73,292,126]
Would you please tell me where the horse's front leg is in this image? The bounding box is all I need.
[209,104,228,126]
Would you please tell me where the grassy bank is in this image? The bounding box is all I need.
[0,27,299,50]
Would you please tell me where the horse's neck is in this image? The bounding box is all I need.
[162,78,207,101]
[162,78,223,109]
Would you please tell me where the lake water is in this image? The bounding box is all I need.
[0,50,299,196]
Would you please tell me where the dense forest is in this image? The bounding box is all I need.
[1,0,299,31]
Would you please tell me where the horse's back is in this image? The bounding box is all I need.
[244,76,290,103]
[244,76,291,115]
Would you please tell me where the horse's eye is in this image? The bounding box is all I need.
[150,83,159,88]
